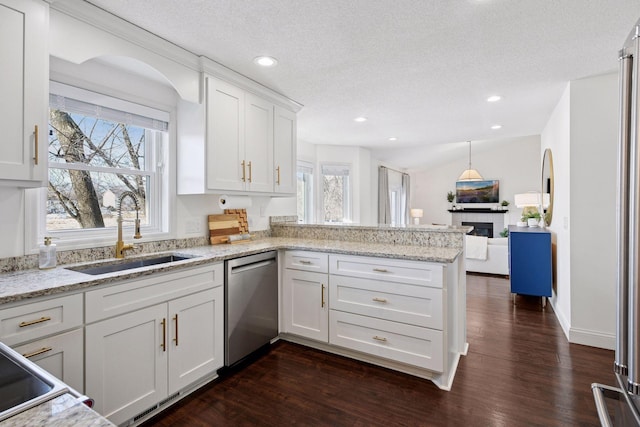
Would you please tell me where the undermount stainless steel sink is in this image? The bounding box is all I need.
[66,254,198,276]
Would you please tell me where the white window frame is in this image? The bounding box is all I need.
[297,160,314,224]
[319,162,352,224]
[25,82,173,253]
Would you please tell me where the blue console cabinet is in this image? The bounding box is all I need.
[508,225,552,307]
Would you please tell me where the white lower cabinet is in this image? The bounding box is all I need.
[13,327,84,392]
[329,310,443,372]
[85,264,224,426]
[282,269,328,342]
[0,293,84,392]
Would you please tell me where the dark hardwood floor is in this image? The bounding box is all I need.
[142,274,615,426]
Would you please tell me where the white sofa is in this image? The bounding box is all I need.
[465,237,509,276]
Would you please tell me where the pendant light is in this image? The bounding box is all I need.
[458,140,483,181]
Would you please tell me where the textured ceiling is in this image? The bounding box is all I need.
[82,0,639,170]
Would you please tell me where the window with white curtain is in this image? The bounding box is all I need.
[321,163,352,223]
[296,161,314,223]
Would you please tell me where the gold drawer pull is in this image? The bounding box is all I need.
[23,347,52,359]
[248,161,252,183]
[161,318,167,352]
[34,125,39,165]
[372,336,387,342]
[321,284,326,308]
[19,316,51,328]
[373,268,389,273]
[173,314,179,346]
[241,160,246,182]
[276,166,281,185]
[372,297,388,303]
[299,260,312,264]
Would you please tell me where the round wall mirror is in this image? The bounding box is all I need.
[542,148,554,225]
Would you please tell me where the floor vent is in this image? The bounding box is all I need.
[159,392,180,407]
[133,404,159,423]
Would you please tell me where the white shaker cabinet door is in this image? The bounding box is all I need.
[206,77,245,191]
[244,93,274,192]
[85,304,168,426]
[282,269,329,342]
[0,0,48,185]
[273,106,296,195]
[167,287,224,394]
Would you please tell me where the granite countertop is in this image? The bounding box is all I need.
[273,222,471,233]
[0,237,462,305]
[0,393,114,427]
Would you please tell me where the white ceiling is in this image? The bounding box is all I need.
[83,0,639,170]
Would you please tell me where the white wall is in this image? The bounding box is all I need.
[0,188,25,258]
[570,73,618,348]
[411,136,541,227]
[541,84,572,337]
[541,72,618,350]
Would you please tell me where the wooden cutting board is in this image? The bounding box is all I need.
[208,214,240,244]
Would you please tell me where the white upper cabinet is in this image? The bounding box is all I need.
[0,0,48,186]
[273,106,297,195]
[243,92,274,192]
[206,77,245,191]
[178,73,297,195]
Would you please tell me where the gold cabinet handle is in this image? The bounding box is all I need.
[321,284,325,308]
[34,125,39,165]
[372,297,388,303]
[241,160,246,182]
[19,316,51,328]
[173,314,179,346]
[299,260,312,265]
[23,347,52,359]
[276,166,281,185]
[372,335,387,342]
[373,268,389,273]
[248,161,252,183]
[161,318,167,352]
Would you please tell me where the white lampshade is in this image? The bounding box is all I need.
[457,168,483,181]
[410,209,424,218]
[514,193,540,208]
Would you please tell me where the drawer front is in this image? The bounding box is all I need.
[284,251,329,273]
[85,263,223,323]
[13,328,84,393]
[0,293,83,346]
[329,255,443,288]
[330,276,443,330]
[329,310,443,372]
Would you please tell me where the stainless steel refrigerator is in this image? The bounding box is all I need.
[592,17,640,427]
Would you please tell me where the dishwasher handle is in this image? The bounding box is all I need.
[230,258,276,274]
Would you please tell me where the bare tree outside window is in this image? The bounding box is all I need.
[48,110,149,230]
[321,164,351,223]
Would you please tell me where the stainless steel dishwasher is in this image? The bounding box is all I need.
[224,251,278,367]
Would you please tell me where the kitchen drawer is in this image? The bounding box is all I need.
[330,275,443,330]
[85,263,222,323]
[329,254,443,288]
[284,251,329,273]
[0,294,83,346]
[329,310,443,372]
[13,327,84,393]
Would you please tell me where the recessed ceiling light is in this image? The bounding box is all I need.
[388,137,397,141]
[487,95,501,102]
[354,117,367,122]
[253,56,278,67]
[491,124,502,130]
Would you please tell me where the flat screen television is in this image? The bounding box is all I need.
[456,180,499,203]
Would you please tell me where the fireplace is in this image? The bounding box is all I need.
[463,221,494,238]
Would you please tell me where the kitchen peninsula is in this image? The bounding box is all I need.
[0,221,469,425]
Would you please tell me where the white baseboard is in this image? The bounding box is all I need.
[569,327,615,350]
[547,297,571,341]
